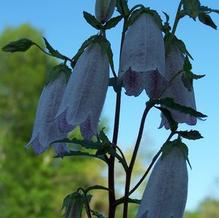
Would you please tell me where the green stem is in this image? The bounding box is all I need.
[123,101,154,218]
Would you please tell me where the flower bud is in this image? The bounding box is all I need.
[160,46,197,129]
[56,43,109,140]
[136,147,188,218]
[119,13,166,98]
[95,0,116,23]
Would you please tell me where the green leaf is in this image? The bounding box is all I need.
[83,11,103,29]
[55,150,107,162]
[177,130,203,140]
[99,128,111,145]
[184,56,192,71]
[198,13,217,29]
[46,64,71,84]
[62,192,84,218]
[200,6,219,15]
[158,97,207,118]
[128,198,141,204]
[52,138,101,150]
[2,38,34,52]
[161,141,175,159]
[43,37,67,60]
[104,15,123,29]
[177,140,192,169]
[155,106,178,132]
[182,0,201,18]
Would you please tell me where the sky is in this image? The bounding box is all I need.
[0,0,219,212]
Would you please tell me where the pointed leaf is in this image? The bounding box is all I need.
[43,37,67,60]
[177,130,203,140]
[2,38,34,52]
[182,0,201,18]
[198,13,217,29]
[83,11,103,29]
[156,106,178,132]
[158,97,207,118]
[104,15,123,29]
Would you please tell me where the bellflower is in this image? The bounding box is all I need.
[160,46,197,129]
[95,0,116,23]
[56,43,109,140]
[136,147,188,218]
[119,13,166,98]
[26,66,69,155]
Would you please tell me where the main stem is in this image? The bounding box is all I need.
[123,102,153,218]
[108,87,122,218]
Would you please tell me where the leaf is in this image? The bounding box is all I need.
[156,106,178,132]
[46,64,71,84]
[177,130,203,140]
[99,128,111,145]
[128,198,141,204]
[182,0,201,18]
[198,13,217,29]
[177,140,192,169]
[83,11,103,29]
[43,37,66,60]
[62,192,84,218]
[200,6,219,15]
[2,38,34,52]
[52,138,101,150]
[104,15,123,29]
[158,97,207,118]
[183,56,192,71]
[55,150,107,162]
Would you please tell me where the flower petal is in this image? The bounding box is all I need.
[160,47,197,128]
[119,13,165,97]
[137,147,188,218]
[56,43,109,139]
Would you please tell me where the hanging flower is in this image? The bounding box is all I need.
[136,147,188,218]
[56,43,109,140]
[25,65,70,155]
[119,12,166,99]
[160,46,197,129]
[95,0,116,23]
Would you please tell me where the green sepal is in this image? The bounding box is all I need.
[177,130,203,140]
[182,56,205,91]
[155,106,178,132]
[161,139,192,168]
[83,11,103,30]
[71,35,98,67]
[125,7,162,30]
[104,15,123,29]
[46,64,71,85]
[2,38,34,52]
[157,97,207,119]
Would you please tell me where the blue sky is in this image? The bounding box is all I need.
[1,0,219,211]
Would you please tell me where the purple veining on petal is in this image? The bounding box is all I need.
[53,143,69,157]
[57,110,74,133]
[80,117,95,140]
[144,69,168,99]
[31,137,47,155]
[122,67,144,97]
